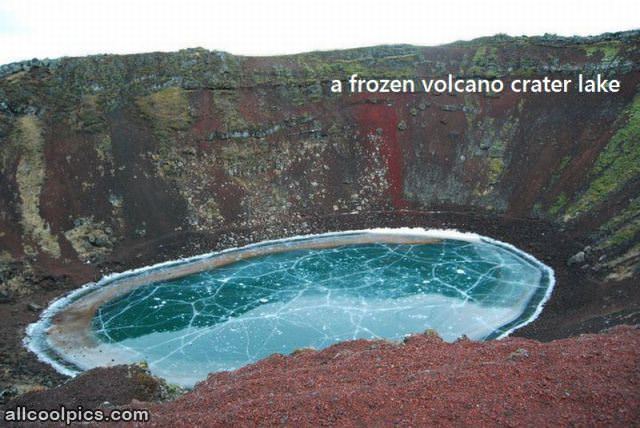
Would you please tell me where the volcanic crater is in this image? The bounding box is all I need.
[0,30,639,425]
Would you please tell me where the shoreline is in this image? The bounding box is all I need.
[2,210,637,404]
[27,228,554,383]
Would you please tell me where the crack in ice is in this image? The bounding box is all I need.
[85,240,553,386]
[25,229,555,388]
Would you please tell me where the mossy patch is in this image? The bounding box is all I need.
[476,116,516,187]
[548,193,568,217]
[604,219,640,249]
[603,242,640,281]
[213,90,249,132]
[584,41,621,63]
[468,46,500,78]
[294,52,421,83]
[597,196,640,250]
[136,87,191,133]
[12,116,61,258]
[64,217,114,262]
[558,155,571,170]
[487,157,504,184]
[69,95,107,133]
[0,260,36,297]
[565,95,640,220]
[601,196,640,232]
[95,134,113,163]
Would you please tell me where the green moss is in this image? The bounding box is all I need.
[136,87,191,132]
[161,382,186,400]
[199,198,223,224]
[469,116,517,192]
[486,134,509,184]
[213,90,249,131]
[604,219,640,248]
[597,196,640,249]
[565,96,640,220]
[95,134,112,163]
[488,139,507,158]
[69,95,106,133]
[472,46,490,63]
[487,158,504,184]
[557,155,571,171]
[584,41,621,62]
[468,46,500,78]
[548,193,568,217]
[547,155,572,189]
[294,51,421,82]
[604,197,640,231]
[463,95,480,129]
[423,328,441,338]
[603,242,640,280]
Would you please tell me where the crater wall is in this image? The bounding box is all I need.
[0,32,638,298]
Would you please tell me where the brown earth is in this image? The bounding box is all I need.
[3,325,638,427]
[5,365,175,411]
[136,325,640,427]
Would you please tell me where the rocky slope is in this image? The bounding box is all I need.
[139,325,639,427]
[3,327,637,427]
[0,31,639,396]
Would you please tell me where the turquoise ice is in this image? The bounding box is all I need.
[91,238,553,386]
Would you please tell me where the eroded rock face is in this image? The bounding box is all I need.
[0,31,638,292]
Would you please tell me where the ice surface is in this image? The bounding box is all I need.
[87,239,551,387]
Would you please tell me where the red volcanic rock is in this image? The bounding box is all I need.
[141,326,640,427]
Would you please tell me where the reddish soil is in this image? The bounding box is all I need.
[140,325,639,427]
[6,365,168,411]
